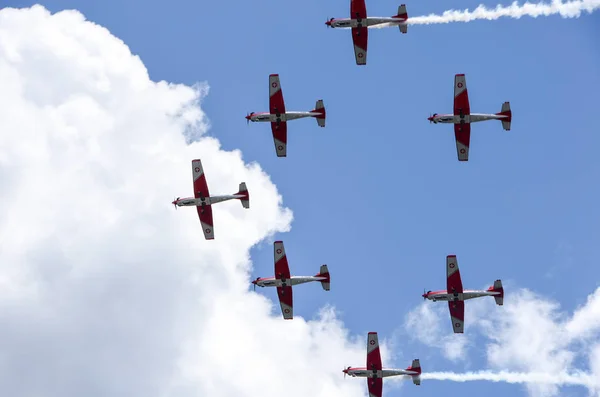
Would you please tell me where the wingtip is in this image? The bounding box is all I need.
[269,73,279,77]
[274,240,283,244]
[455,73,465,77]
[447,254,457,258]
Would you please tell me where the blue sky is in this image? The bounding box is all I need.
[6,0,600,396]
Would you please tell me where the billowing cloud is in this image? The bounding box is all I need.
[0,5,375,397]
[404,285,600,397]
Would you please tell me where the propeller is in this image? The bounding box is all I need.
[344,366,351,378]
[252,276,260,291]
[423,288,427,299]
[172,197,180,210]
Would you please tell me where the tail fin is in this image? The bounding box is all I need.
[237,182,250,209]
[488,279,504,306]
[407,359,421,385]
[313,100,326,127]
[497,101,512,131]
[397,4,408,33]
[317,264,330,291]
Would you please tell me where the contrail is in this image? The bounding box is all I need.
[422,371,599,388]
[406,0,600,25]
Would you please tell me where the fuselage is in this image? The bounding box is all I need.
[253,275,326,288]
[246,111,320,123]
[173,194,244,207]
[423,289,500,302]
[327,17,407,29]
[343,367,418,378]
[428,113,508,124]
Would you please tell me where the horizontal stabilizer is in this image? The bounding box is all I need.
[318,264,330,291]
[498,101,512,131]
[409,359,421,385]
[493,279,504,305]
[237,182,250,209]
[314,100,326,127]
[397,5,408,33]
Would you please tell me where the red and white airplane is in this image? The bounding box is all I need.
[325,2,408,65]
[245,74,326,157]
[343,332,421,397]
[422,255,504,333]
[172,159,249,240]
[428,74,512,161]
[252,241,330,320]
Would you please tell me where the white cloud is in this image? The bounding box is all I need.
[404,300,469,362]
[405,285,600,397]
[0,6,378,397]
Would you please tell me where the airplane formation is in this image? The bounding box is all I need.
[171,0,512,395]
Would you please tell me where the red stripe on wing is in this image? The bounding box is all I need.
[367,378,383,397]
[448,300,465,322]
[193,172,210,199]
[453,90,470,116]
[277,285,293,308]
[352,27,368,53]
[446,266,464,294]
[197,205,213,227]
[275,251,291,279]
[351,0,367,18]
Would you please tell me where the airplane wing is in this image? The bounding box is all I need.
[192,159,214,240]
[454,123,471,161]
[446,255,464,333]
[269,74,287,157]
[351,0,368,65]
[275,241,292,319]
[448,300,465,333]
[366,332,383,397]
[352,28,368,65]
[453,74,471,161]
[446,255,464,293]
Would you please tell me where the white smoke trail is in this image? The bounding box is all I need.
[422,371,599,388]
[406,0,600,25]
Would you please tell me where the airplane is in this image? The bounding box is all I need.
[172,159,249,240]
[343,332,422,397]
[251,240,330,320]
[422,255,504,333]
[325,2,408,65]
[245,74,326,157]
[428,73,512,161]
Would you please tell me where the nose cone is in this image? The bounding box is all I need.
[422,292,428,298]
[172,199,178,205]
[325,19,332,26]
[245,114,251,121]
[427,116,433,122]
[251,279,258,285]
[342,368,348,374]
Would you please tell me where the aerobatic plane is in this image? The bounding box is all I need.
[343,332,421,397]
[245,74,326,157]
[172,159,249,240]
[252,241,330,320]
[325,2,408,65]
[428,73,512,161]
[422,255,504,333]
